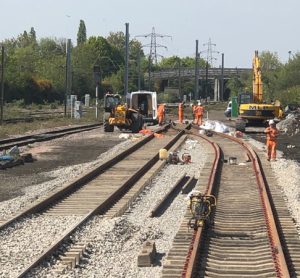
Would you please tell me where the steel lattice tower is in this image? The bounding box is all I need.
[136,27,171,64]
[203,38,219,66]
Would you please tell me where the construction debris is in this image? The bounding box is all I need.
[137,241,157,267]
[277,112,300,136]
[0,146,33,169]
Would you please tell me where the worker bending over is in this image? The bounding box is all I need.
[178,102,184,123]
[264,119,279,161]
[157,104,165,125]
[194,103,204,126]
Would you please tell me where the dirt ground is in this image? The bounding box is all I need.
[0,131,122,202]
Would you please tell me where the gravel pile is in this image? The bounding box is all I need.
[29,138,208,278]
[0,137,135,220]
[277,113,300,135]
[0,214,81,278]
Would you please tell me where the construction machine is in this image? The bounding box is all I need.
[127,91,158,124]
[235,51,283,132]
[103,93,144,133]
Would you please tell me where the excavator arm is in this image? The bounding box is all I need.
[252,50,263,103]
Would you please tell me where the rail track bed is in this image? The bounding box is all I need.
[0,123,102,151]
[162,128,300,277]
[0,125,187,277]
[2,123,300,277]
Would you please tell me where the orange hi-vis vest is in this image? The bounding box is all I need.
[179,103,184,112]
[265,127,279,141]
[194,105,204,116]
[157,104,165,115]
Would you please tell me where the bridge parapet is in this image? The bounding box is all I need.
[150,67,251,79]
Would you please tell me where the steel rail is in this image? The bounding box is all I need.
[182,126,289,278]
[15,125,185,278]
[0,123,102,151]
[222,133,290,277]
[182,131,221,278]
[0,125,170,231]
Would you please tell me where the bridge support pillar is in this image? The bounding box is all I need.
[214,78,220,102]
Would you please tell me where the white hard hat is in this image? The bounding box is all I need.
[269,119,275,125]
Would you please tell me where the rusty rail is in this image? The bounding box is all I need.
[15,125,186,277]
[182,126,289,278]
[182,133,221,277]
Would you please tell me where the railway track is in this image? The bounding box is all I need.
[2,122,300,277]
[162,126,300,277]
[0,123,102,151]
[3,112,64,124]
[0,124,188,277]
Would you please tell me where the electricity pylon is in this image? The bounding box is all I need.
[136,27,171,90]
[136,27,172,64]
[203,38,219,67]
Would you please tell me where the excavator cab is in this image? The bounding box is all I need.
[238,92,253,105]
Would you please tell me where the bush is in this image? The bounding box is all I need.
[13,99,26,108]
[50,103,58,109]
[275,86,300,107]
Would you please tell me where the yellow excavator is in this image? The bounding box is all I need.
[235,51,283,132]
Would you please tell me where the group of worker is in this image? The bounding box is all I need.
[157,102,205,126]
[158,102,278,162]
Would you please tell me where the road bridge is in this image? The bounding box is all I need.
[149,67,251,101]
[151,67,251,80]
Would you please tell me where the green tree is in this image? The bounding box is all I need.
[77,20,87,46]
[258,51,282,101]
[88,36,123,77]
[37,38,66,93]
[272,52,300,105]
[16,28,37,48]
[226,76,247,97]
[29,27,37,45]
[107,32,144,60]
[158,56,206,69]
[274,85,300,106]
[104,68,124,93]
[277,53,300,89]
[72,43,97,99]
[107,32,124,52]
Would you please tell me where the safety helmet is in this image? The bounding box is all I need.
[269,119,275,125]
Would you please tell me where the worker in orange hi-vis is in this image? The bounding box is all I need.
[194,103,204,126]
[264,119,279,161]
[178,101,184,123]
[192,104,197,123]
[157,104,165,125]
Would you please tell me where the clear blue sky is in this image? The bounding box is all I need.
[1,0,299,67]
